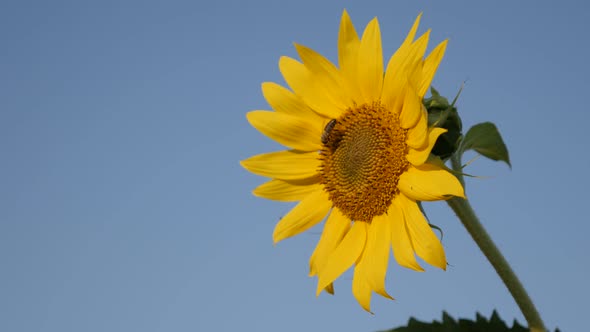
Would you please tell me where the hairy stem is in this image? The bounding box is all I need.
[447,155,546,332]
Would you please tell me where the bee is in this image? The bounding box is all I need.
[321,119,337,145]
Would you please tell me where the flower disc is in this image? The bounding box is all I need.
[320,102,409,222]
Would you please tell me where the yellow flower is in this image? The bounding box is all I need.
[241,10,465,312]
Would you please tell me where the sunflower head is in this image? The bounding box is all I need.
[241,10,464,312]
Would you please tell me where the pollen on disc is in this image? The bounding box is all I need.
[319,102,410,222]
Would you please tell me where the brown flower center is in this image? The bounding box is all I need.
[319,102,409,222]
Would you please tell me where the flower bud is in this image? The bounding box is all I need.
[423,87,463,160]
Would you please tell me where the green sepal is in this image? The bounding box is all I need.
[426,155,478,180]
[459,122,511,168]
[424,86,464,161]
[417,201,444,240]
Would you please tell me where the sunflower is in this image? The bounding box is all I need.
[241,10,464,312]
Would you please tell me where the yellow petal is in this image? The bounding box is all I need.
[357,18,383,103]
[324,283,335,295]
[240,150,320,180]
[352,250,373,313]
[338,9,362,103]
[273,189,332,243]
[363,214,394,299]
[419,40,447,98]
[405,13,422,41]
[406,127,447,166]
[405,106,428,149]
[381,68,405,113]
[247,111,322,151]
[399,32,432,94]
[309,208,351,276]
[383,29,430,109]
[261,82,326,123]
[399,84,422,129]
[279,56,343,118]
[295,43,351,109]
[382,14,422,108]
[405,57,424,92]
[389,198,423,271]
[316,221,367,295]
[409,30,430,64]
[338,9,360,70]
[398,194,446,270]
[398,164,465,201]
[254,178,322,202]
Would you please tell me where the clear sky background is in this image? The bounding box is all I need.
[1,1,588,331]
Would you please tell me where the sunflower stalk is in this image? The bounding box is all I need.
[446,153,546,332]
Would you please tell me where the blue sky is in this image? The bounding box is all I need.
[1,1,588,331]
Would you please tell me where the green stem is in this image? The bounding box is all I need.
[447,155,546,332]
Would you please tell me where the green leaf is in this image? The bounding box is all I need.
[459,122,511,168]
[380,311,546,332]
